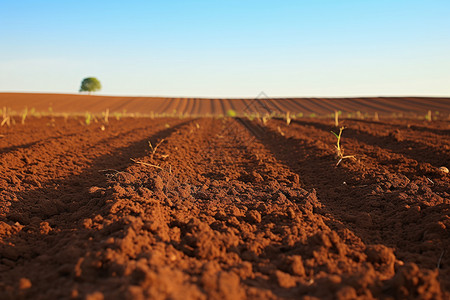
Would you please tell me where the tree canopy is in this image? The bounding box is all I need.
[79,77,102,93]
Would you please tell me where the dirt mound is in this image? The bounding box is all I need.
[0,116,449,299]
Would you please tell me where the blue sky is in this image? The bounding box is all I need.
[1,0,449,97]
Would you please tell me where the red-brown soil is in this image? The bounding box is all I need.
[0,115,449,299]
[0,93,449,117]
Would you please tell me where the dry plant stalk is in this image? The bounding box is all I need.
[262,113,270,125]
[374,112,379,121]
[149,138,165,161]
[104,108,109,124]
[277,126,285,136]
[331,127,356,166]
[1,116,10,127]
[334,110,339,127]
[426,110,432,122]
[130,158,163,170]
[286,111,291,125]
[1,107,10,127]
[21,107,28,125]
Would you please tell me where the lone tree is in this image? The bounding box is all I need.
[79,77,102,93]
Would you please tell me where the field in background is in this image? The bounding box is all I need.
[0,94,449,299]
[0,93,449,119]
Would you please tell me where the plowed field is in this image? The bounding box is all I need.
[0,115,449,299]
[1,93,450,117]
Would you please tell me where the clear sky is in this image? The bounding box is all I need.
[1,0,449,97]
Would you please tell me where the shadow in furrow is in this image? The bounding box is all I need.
[0,120,193,293]
[238,119,449,282]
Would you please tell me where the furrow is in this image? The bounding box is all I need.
[257,118,450,293]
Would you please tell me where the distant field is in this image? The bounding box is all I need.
[0,93,449,117]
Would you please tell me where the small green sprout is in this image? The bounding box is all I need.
[85,113,92,125]
[227,109,237,117]
[21,107,28,125]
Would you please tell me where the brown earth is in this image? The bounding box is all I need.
[0,114,449,299]
[0,93,449,117]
